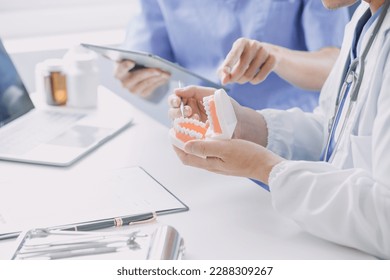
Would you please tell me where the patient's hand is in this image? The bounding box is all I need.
[115,60,171,98]
[168,85,215,122]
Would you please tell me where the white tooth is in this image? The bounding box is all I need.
[189,130,202,139]
[186,118,206,128]
[174,125,203,139]
[197,119,206,128]
[173,116,207,139]
[206,108,214,131]
[174,118,181,126]
[204,95,216,133]
[203,101,210,113]
[174,125,185,134]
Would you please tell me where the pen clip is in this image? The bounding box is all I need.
[128,212,157,226]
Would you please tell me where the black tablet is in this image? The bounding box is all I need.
[81,43,223,89]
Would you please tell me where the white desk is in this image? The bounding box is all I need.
[0,87,375,260]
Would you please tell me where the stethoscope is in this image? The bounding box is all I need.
[322,1,390,162]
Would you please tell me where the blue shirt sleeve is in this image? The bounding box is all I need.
[122,0,174,61]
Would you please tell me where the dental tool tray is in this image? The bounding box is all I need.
[10,224,184,260]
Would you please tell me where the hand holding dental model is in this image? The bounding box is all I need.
[168,86,283,183]
[170,88,237,151]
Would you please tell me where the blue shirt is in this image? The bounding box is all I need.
[124,0,349,111]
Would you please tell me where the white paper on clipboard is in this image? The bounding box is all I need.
[0,166,188,237]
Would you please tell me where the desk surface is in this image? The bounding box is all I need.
[0,87,375,260]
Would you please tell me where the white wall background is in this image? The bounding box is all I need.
[0,0,140,39]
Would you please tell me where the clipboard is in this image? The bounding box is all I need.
[0,166,188,240]
[81,43,224,89]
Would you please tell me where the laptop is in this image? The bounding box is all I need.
[0,39,132,166]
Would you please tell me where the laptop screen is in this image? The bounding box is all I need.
[0,39,34,127]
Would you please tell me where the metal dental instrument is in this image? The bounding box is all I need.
[178,80,185,117]
[12,230,146,260]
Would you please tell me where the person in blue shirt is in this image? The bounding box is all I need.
[115,0,349,112]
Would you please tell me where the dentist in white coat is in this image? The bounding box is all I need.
[169,0,390,259]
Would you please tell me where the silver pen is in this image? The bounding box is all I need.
[0,212,156,241]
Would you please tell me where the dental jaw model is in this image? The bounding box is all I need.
[170,88,237,151]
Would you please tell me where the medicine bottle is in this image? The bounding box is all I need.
[42,59,67,106]
[63,46,99,108]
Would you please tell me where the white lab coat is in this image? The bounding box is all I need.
[262,2,390,259]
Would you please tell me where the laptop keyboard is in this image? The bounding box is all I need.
[0,111,85,155]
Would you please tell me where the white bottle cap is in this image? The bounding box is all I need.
[43,58,64,72]
[63,45,98,69]
[63,45,99,108]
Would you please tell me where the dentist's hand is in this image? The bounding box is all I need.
[168,85,216,121]
[168,86,278,183]
[115,60,171,98]
[168,85,269,146]
[218,38,277,85]
[175,138,284,185]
